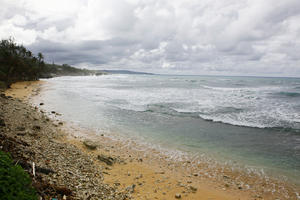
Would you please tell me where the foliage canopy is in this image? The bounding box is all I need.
[0,38,45,87]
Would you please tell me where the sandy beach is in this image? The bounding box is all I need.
[1,81,299,200]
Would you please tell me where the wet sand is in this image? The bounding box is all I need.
[5,81,300,200]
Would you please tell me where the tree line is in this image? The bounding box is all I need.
[0,38,104,89]
[0,38,45,88]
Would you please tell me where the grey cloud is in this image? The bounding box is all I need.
[1,0,300,76]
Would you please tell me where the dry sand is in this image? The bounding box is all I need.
[5,81,44,99]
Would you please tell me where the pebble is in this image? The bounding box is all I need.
[189,186,197,192]
[175,193,182,199]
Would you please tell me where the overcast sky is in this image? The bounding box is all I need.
[1,0,300,76]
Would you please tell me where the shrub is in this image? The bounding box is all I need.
[0,151,37,200]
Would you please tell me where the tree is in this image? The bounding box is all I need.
[0,38,45,87]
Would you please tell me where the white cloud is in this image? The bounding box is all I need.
[1,0,300,76]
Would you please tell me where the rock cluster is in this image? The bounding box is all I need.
[0,94,130,199]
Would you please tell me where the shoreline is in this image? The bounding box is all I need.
[2,81,299,199]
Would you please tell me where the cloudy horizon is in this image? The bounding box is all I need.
[1,0,300,76]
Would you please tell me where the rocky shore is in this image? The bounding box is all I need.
[0,90,130,199]
[1,81,299,200]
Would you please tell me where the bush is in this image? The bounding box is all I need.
[0,151,37,200]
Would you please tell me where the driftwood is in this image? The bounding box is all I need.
[32,162,36,177]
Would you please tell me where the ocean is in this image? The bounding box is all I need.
[38,74,300,184]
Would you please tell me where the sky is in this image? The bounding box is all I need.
[1,0,300,76]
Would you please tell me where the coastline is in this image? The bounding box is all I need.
[1,81,299,200]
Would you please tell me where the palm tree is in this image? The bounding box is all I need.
[37,52,44,62]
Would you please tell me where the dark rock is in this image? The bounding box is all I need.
[175,193,182,199]
[51,111,56,114]
[40,103,44,105]
[223,175,230,179]
[37,167,55,175]
[0,118,5,127]
[125,184,136,193]
[97,154,116,165]
[189,186,197,192]
[33,125,41,130]
[17,161,55,175]
[17,131,27,136]
[17,126,26,131]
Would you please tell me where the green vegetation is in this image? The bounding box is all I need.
[0,150,37,200]
[41,63,97,78]
[0,38,106,89]
[0,38,45,88]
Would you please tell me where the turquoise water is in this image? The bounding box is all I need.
[38,75,300,184]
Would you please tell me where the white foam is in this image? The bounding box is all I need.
[44,75,300,129]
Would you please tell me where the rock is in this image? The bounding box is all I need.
[135,174,143,179]
[189,186,197,192]
[17,126,26,131]
[97,154,116,165]
[51,111,56,114]
[175,193,182,199]
[17,131,27,136]
[40,103,44,106]
[125,184,136,193]
[0,118,5,126]
[58,122,63,125]
[193,173,198,176]
[83,140,98,150]
[223,175,230,179]
[114,182,121,186]
[33,125,41,130]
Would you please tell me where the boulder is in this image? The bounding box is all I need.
[83,140,98,150]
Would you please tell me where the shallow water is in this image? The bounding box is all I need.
[38,75,300,184]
